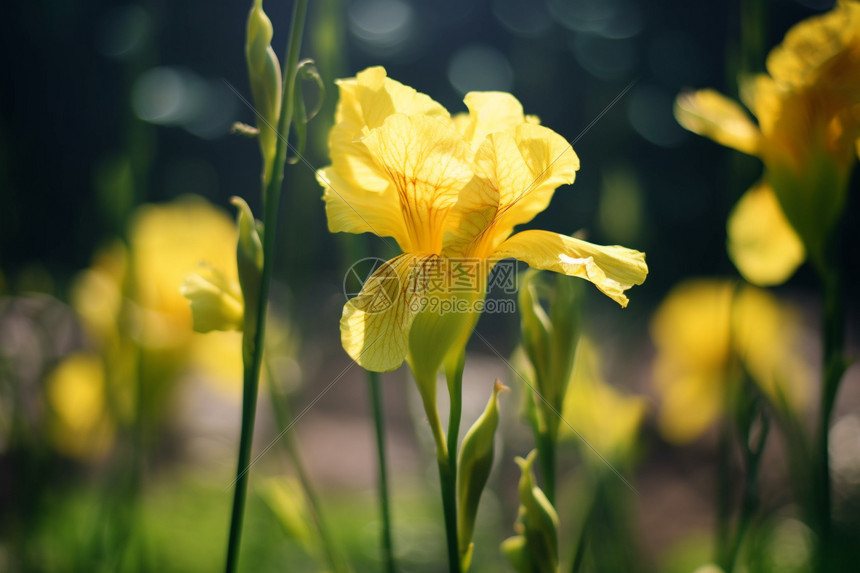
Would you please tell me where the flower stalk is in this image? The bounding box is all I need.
[224,1,309,572]
[367,370,396,573]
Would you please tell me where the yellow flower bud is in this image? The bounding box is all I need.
[180,264,243,333]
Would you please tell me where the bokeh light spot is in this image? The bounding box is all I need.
[627,85,686,147]
[348,0,414,52]
[448,45,514,95]
[492,0,553,38]
[132,68,237,139]
[570,33,636,80]
[97,4,152,59]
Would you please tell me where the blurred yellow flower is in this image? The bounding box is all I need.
[130,195,239,348]
[561,337,647,463]
[46,352,115,459]
[71,196,244,388]
[675,0,860,282]
[651,279,810,443]
[318,66,647,373]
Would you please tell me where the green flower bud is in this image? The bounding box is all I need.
[500,535,531,573]
[457,379,507,571]
[245,0,282,183]
[503,450,559,573]
[231,197,264,356]
[519,272,582,437]
[519,270,553,391]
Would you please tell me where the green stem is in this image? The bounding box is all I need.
[723,404,769,573]
[224,2,309,571]
[535,429,557,505]
[438,458,461,573]
[570,499,593,573]
[264,362,350,573]
[815,265,845,570]
[367,370,396,573]
[444,351,465,572]
[715,417,733,567]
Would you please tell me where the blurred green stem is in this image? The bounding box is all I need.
[535,428,556,505]
[722,401,769,572]
[265,364,350,573]
[224,1,308,571]
[367,370,396,573]
[715,416,732,567]
[815,264,845,569]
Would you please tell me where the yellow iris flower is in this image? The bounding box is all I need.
[675,0,860,284]
[317,66,648,373]
[651,279,809,444]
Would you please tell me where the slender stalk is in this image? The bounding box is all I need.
[224,2,309,571]
[723,405,769,572]
[264,362,350,573]
[535,429,557,505]
[815,265,845,570]
[570,499,593,573]
[444,351,465,572]
[714,417,733,567]
[437,457,460,573]
[367,370,396,573]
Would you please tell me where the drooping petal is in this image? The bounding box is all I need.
[362,114,473,253]
[493,230,647,307]
[340,253,433,372]
[675,89,762,155]
[727,181,805,286]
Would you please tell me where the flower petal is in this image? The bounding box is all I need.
[362,114,473,252]
[320,66,451,249]
[335,66,450,132]
[727,181,805,286]
[674,89,761,155]
[494,230,647,307]
[317,166,410,246]
[766,0,860,92]
[445,124,578,257]
[341,253,432,372]
[456,91,529,151]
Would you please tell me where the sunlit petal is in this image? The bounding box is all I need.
[446,124,578,257]
[456,91,529,151]
[494,230,647,307]
[363,114,472,252]
[317,166,410,247]
[341,253,432,372]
